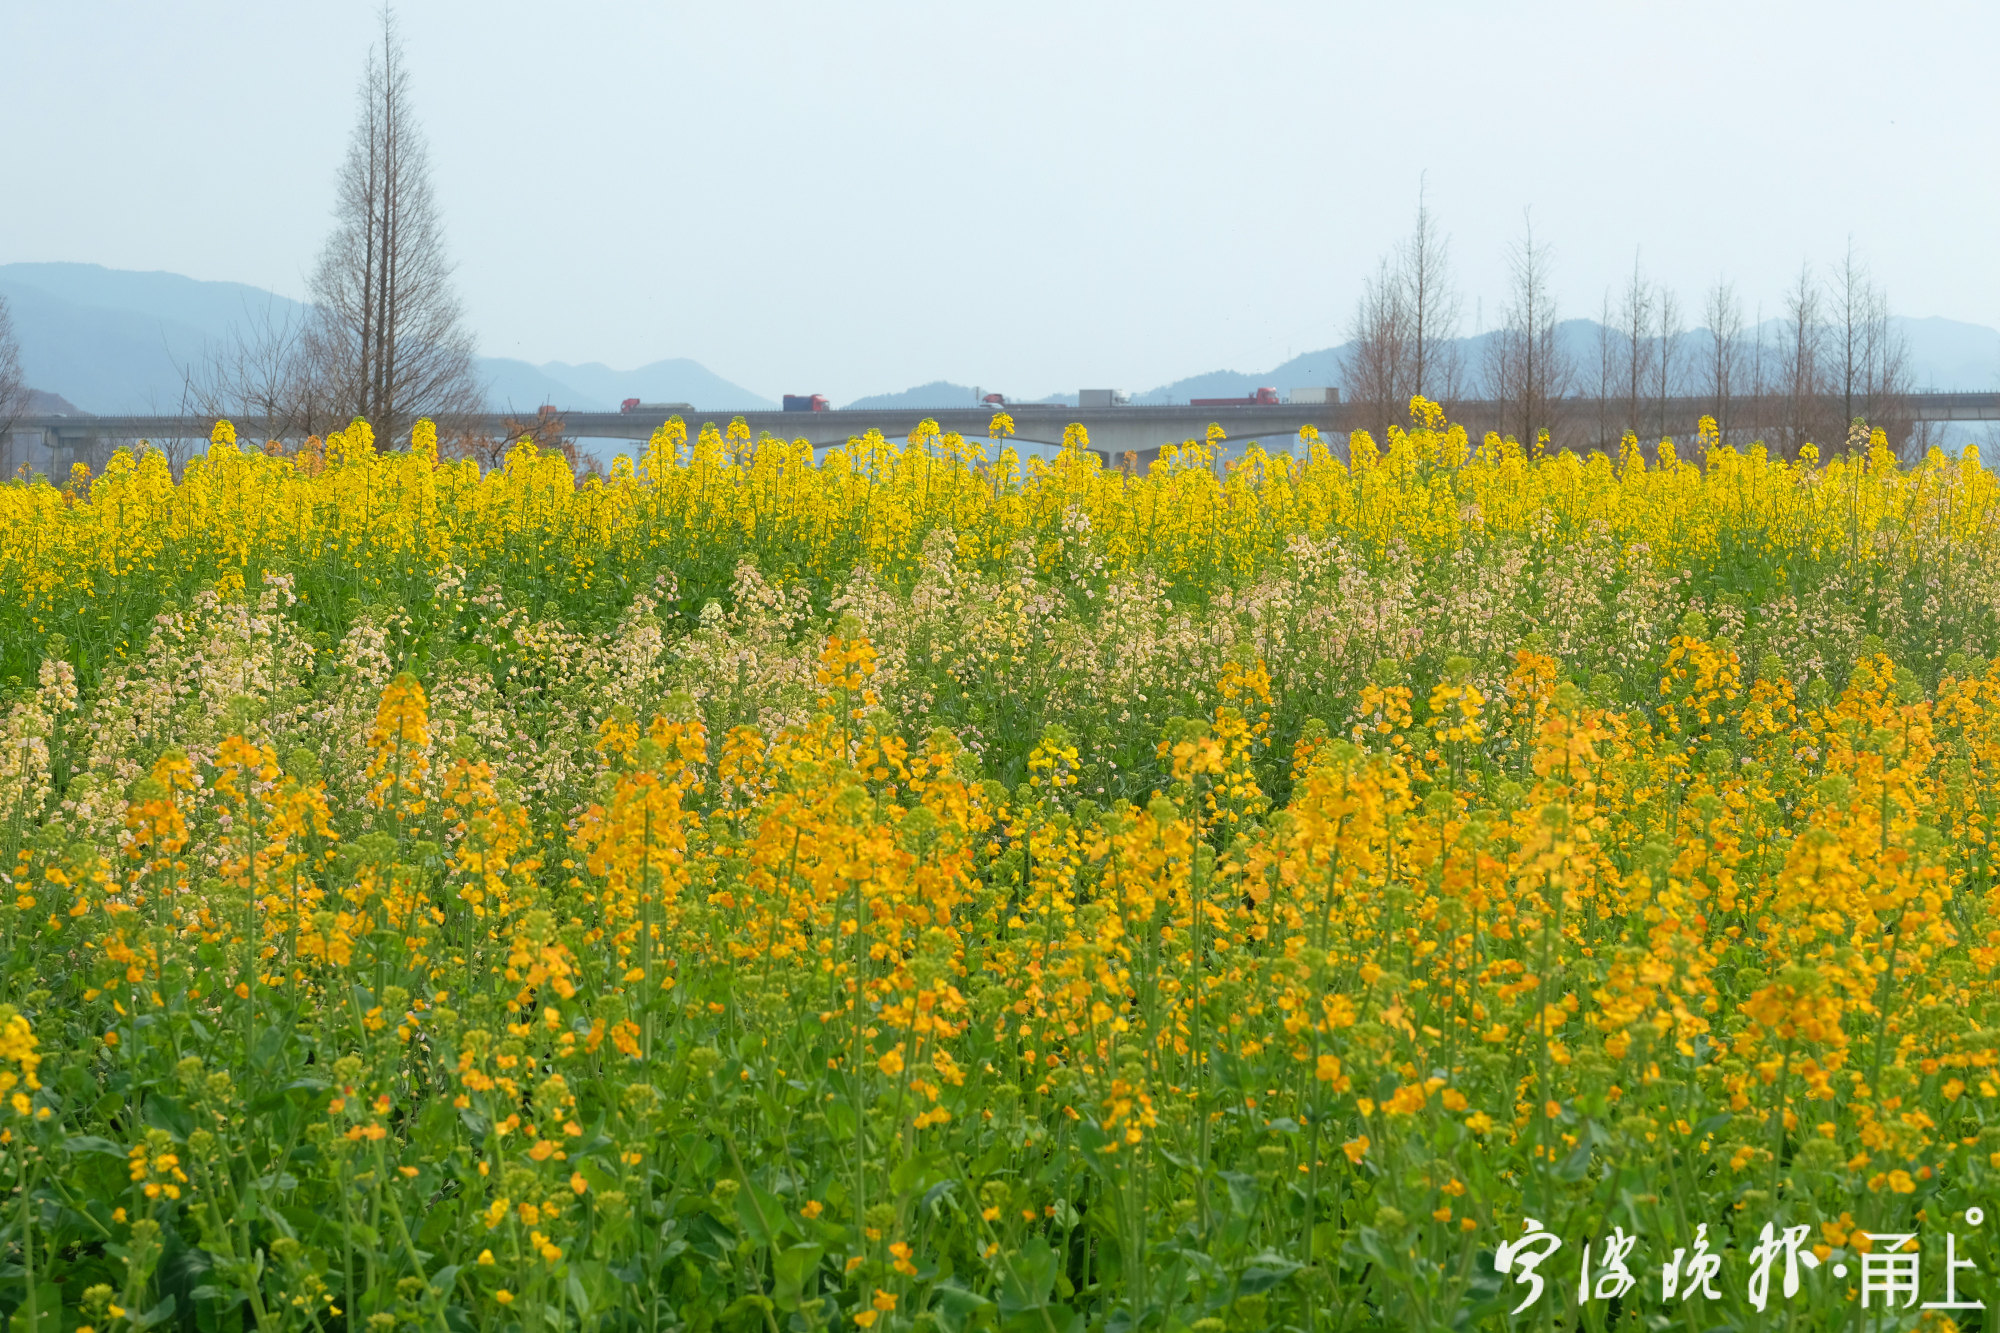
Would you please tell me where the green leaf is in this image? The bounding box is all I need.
[889,1149,950,1198]
[141,1094,193,1139]
[969,1140,1014,1179]
[565,1267,593,1319]
[6,1285,59,1333]
[1220,1170,1262,1218]
[1237,1252,1302,1294]
[732,1178,792,1247]
[931,1281,995,1333]
[126,1296,177,1331]
[771,1242,823,1311]
[60,1135,125,1158]
[997,1235,1059,1314]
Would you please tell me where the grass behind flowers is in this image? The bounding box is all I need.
[1,402,1999,1329]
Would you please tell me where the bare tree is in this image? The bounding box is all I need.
[1340,185,1465,436]
[0,294,24,441]
[1749,301,1768,446]
[1654,287,1684,441]
[448,408,575,472]
[1341,257,1410,437]
[1779,263,1826,455]
[1701,278,1742,442]
[1820,239,1926,459]
[1830,241,1873,437]
[306,6,480,446]
[175,299,343,444]
[1594,289,1618,449]
[1403,179,1464,405]
[1484,213,1571,445]
[1618,254,1653,438]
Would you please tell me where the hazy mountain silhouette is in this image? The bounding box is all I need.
[841,381,985,411]
[21,389,81,415]
[0,263,772,414]
[537,360,773,412]
[6,263,1996,421]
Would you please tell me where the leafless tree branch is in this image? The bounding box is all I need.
[304,4,480,445]
[0,295,24,442]
[1484,212,1571,444]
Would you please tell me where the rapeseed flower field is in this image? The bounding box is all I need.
[2,402,1999,1329]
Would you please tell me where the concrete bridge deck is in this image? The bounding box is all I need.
[3,404,1332,463]
[8,394,2000,476]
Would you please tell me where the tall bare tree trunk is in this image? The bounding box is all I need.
[1750,302,1768,447]
[307,5,480,445]
[1832,240,1869,439]
[1655,288,1683,442]
[1341,257,1410,439]
[1619,254,1652,440]
[1595,290,1617,450]
[1781,263,1824,457]
[1341,184,1465,439]
[1702,279,1741,443]
[1485,213,1571,446]
[1403,178,1464,406]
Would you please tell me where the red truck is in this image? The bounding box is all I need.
[1190,386,1281,408]
[783,394,831,412]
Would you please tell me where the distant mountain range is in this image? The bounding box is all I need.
[844,382,1075,410]
[22,389,80,414]
[0,263,773,415]
[479,358,774,414]
[6,262,1997,422]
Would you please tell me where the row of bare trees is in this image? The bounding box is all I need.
[1340,180,1469,429]
[178,7,481,450]
[0,296,23,442]
[1344,208,1581,450]
[1343,204,1935,460]
[1484,216,1567,447]
[1586,248,1921,456]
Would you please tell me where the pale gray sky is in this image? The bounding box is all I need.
[5,0,1996,401]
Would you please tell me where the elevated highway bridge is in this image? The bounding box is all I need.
[9,394,2000,477]
[5,403,1332,468]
